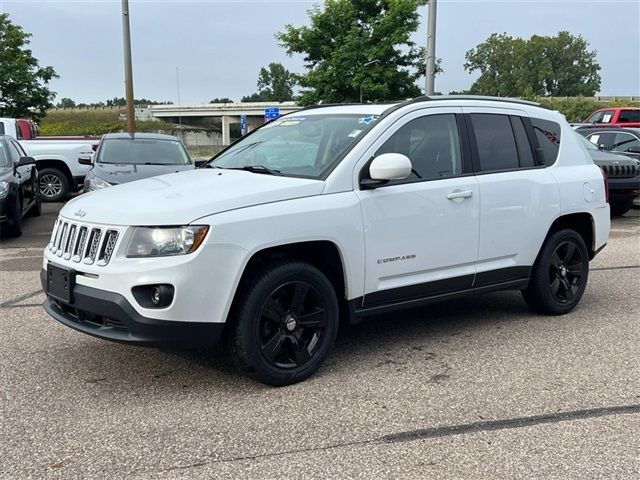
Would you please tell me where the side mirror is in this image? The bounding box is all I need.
[17,156,35,167]
[627,146,640,154]
[369,153,412,181]
[194,159,208,168]
[78,154,93,165]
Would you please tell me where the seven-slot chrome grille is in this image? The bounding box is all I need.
[48,218,120,266]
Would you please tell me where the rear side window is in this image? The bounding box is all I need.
[470,114,519,171]
[0,123,4,135]
[531,118,561,165]
[618,110,640,123]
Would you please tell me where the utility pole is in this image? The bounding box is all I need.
[176,66,183,136]
[121,0,135,134]
[425,0,437,96]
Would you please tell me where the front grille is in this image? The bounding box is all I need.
[48,218,121,267]
[601,164,637,179]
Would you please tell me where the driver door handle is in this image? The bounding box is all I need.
[446,190,473,200]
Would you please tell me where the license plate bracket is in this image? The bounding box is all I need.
[46,264,75,304]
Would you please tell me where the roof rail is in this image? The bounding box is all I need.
[401,95,552,110]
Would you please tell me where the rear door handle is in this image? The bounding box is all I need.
[446,190,473,200]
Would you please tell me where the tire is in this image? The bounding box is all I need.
[522,229,589,315]
[39,168,69,202]
[2,195,23,238]
[610,199,633,216]
[228,261,339,386]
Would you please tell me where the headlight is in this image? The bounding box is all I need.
[89,176,111,190]
[126,226,209,257]
[0,181,9,198]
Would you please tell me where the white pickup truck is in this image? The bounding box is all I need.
[0,118,99,201]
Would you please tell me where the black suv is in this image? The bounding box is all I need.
[0,135,41,237]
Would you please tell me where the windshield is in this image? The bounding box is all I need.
[212,114,378,178]
[575,132,598,150]
[97,138,191,165]
[0,142,10,167]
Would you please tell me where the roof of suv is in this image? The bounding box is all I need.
[295,95,553,118]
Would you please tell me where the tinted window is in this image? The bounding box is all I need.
[470,114,519,171]
[618,110,640,123]
[11,139,26,157]
[511,116,535,168]
[98,138,191,166]
[7,140,23,162]
[0,142,9,167]
[0,123,4,135]
[376,114,462,182]
[586,110,614,124]
[531,118,561,165]
[611,132,640,153]
[587,132,614,149]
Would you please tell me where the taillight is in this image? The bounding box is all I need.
[601,167,609,203]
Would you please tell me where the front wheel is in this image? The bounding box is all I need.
[522,229,589,315]
[228,261,339,386]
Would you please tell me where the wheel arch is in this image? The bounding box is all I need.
[229,240,349,324]
[544,212,596,259]
[35,159,73,184]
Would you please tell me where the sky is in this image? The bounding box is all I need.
[1,0,638,104]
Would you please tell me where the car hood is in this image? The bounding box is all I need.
[587,149,637,166]
[61,169,325,225]
[93,162,195,184]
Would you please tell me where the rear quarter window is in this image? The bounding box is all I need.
[618,110,640,123]
[531,118,561,165]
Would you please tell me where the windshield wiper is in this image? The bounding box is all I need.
[228,165,282,176]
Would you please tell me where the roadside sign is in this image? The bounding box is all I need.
[240,114,247,136]
[264,107,280,122]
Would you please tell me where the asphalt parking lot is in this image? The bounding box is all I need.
[1,203,639,479]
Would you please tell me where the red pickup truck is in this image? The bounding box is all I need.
[17,119,100,142]
[584,107,640,127]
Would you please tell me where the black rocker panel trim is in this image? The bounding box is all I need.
[354,266,532,319]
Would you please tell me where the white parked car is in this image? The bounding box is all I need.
[42,97,610,385]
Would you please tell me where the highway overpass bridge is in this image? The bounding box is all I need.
[149,102,299,145]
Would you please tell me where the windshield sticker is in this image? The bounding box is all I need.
[602,114,612,123]
[284,117,307,122]
[358,115,379,125]
[348,129,363,138]
[279,120,301,126]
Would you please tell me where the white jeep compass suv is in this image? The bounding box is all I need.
[42,96,610,385]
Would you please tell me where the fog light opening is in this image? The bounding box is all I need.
[132,284,175,309]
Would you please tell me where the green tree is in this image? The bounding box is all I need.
[277,0,428,105]
[210,97,233,103]
[256,62,296,102]
[240,92,265,103]
[465,31,601,97]
[0,14,58,121]
[57,97,76,108]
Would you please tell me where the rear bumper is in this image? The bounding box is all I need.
[41,269,224,347]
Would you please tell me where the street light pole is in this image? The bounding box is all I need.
[425,0,437,96]
[360,59,380,103]
[121,0,135,134]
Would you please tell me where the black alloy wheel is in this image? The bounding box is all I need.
[548,241,584,304]
[522,229,589,315]
[228,261,339,386]
[259,281,328,369]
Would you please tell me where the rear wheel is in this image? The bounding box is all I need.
[39,168,69,202]
[522,229,589,315]
[610,199,633,216]
[228,261,339,386]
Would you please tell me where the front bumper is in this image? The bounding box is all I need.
[41,269,224,347]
